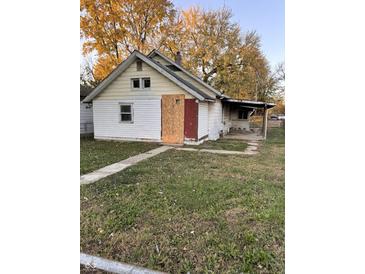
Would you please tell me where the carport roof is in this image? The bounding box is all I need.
[223,98,276,109]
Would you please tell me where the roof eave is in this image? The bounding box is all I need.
[223,98,276,109]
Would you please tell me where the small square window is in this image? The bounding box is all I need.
[132,78,140,89]
[136,60,142,71]
[142,78,151,88]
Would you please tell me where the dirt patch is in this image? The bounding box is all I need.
[224,207,247,226]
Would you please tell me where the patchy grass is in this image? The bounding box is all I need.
[185,139,248,151]
[80,128,285,273]
[80,138,160,175]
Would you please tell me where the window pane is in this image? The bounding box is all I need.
[143,78,151,88]
[238,110,248,119]
[121,114,132,121]
[132,79,140,88]
[238,110,243,119]
[120,105,131,113]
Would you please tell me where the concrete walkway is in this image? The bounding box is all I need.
[175,147,246,155]
[80,146,172,185]
[224,131,264,142]
[244,141,260,155]
[175,141,261,155]
[81,253,165,274]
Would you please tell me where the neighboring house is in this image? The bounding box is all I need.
[83,50,275,144]
[80,85,94,135]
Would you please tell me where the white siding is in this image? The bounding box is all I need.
[93,99,161,141]
[223,104,232,134]
[208,101,223,140]
[95,60,193,100]
[230,109,250,130]
[80,102,93,134]
[198,102,209,139]
[92,59,191,141]
[231,119,250,130]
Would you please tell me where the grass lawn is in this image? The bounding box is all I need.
[80,128,285,273]
[184,138,248,151]
[80,138,161,175]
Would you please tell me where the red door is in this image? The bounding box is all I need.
[184,99,198,140]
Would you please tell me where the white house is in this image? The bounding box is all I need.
[82,50,274,144]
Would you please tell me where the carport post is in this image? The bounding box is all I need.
[262,104,268,139]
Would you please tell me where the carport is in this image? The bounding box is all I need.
[222,98,276,139]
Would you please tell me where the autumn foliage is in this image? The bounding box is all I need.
[80,1,283,101]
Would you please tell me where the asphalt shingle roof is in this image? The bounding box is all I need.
[148,57,215,100]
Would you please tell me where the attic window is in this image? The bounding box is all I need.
[142,78,151,88]
[131,78,140,89]
[136,60,142,71]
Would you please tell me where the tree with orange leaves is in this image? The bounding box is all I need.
[80,0,175,82]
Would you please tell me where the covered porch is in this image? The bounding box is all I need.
[222,98,276,140]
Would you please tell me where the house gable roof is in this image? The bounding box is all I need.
[148,49,227,98]
[82,50,215,103]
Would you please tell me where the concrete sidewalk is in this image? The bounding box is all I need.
[175,147,246,155]
[81,253,165,274]
[175,141,260,155]
[80,146,172,185]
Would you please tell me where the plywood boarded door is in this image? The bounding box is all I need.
[162,95,185,144]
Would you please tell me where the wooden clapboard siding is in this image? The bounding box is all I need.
[208,101,223,140]
[161,95,185,144]
[184,99,198,140]
[198,102,209,139]
[93,99,161,141]
[95,60,193,100]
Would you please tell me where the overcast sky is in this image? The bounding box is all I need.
[173,0,285,68]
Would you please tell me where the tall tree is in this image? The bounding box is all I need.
[80,3,277,101]
[80,0,175,81]
[159,7,272,100]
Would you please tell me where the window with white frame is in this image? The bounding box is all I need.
[142,77,151,88]
[131,78,140,89]
[131,77,151,89]
[120,104,133,122]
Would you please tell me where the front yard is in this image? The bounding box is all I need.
[80,128,285,273]
[80,138,161,175]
